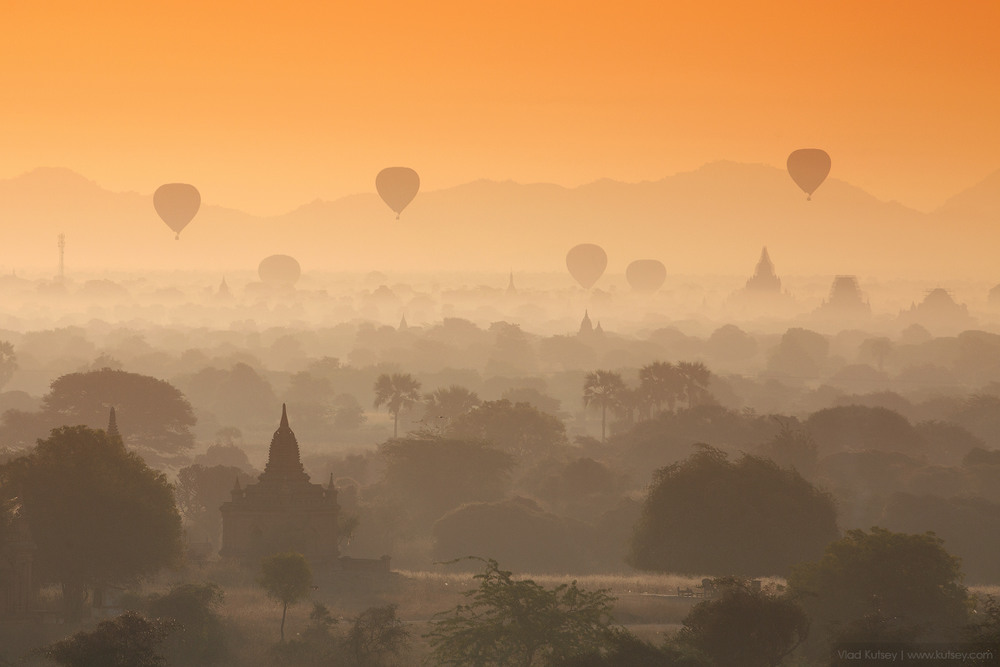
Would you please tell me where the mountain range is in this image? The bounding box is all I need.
[0,162,997,280]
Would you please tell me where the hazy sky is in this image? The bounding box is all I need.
[2,1,998,215]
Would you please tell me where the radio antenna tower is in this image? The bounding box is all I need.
[58,233,65,282]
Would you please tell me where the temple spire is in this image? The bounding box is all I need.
[261,404,307,483]
[107,406,120,440]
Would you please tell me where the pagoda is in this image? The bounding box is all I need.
[220,405,340,567]
[745,247,782,293]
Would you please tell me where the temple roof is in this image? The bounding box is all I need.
[107,406,120,441]
[260,404,309,484]
[745,246,781,292]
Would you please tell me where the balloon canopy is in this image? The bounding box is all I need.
[626,259,666,293]
[258,254,301,287]
[376,167,420,219]
[566,244,607,289]
[153,183,200,240]
[786,149,831,200]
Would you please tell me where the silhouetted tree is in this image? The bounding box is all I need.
[0,341,17,390]
[788,527,970,654]
[881,493,1000,584]
[675,577,809,667]
[637,361,683,414]
[0,408,49,449]
[333,393,367,430]
[500,386,561,416]
[179,362,276,430]
[758,418,818,477]
[432,497,593,573]
[259,552,313,642]
[676,361,712,408]
[47,611,170,667]
[629,446,838,576]
[146,582,228,665]
[448,399,567,457]
[948,393,1000,448]
[966,594,1000,652]
[373,373,421,438]
[345,604,411,666]
[583,370,626,442]
[859,336,893,371]
[766,327,830,381]
[552,628,703,666]
[805,404,923,456]
[379,436,513,524]
[175,464,256,549]
[2,426,182,619]
[426,558,616,666]
[40,368,196,456]
[423,385,481,431]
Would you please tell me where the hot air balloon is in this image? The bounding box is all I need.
[786,149,831,200]
[626,259,666,293]
[566,244,607,289]
[258,255,301,287]
[376,167,420,219]
[153,183,200,240]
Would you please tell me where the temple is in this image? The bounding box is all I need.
[726,247,795,316]
[744,247,782,293]
[220,405,340,567]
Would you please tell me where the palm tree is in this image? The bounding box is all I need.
[677,361,712,408]
[638,361,684,414]
[422,385,481,432]
[373,373,422,438]
[583,370,626,442]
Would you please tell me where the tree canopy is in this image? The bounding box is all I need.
[2,425,182,618]
[0,341,17,390]
[41,368,196,456]
[175,463,257,549]
[582,370,625,442]
[676,577,809,667]
[448,398,567,456]
[373,372,422,438]
[47,611,170,667]
[788,527,970,652]
[259,552,313,642]
[629,445,838,576]
[425,558,616,666]
[379,436,513,524]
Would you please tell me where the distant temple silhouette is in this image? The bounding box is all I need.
[899,288,974,332]
[220,405,341,567]
[745,247,782,294]
[726,246,795,316]
[814,275,871,320]
[506,270,516,296]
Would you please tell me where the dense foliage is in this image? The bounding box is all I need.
[426,558,616,666]
[629,445,839,576]
[2,425,182,618]
[788,527,971,652]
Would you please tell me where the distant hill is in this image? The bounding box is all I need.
[0,163,995,279]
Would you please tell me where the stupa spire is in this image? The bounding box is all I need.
[107,406,120,440]
[261,404,307,482]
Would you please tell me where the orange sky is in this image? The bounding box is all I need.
[2,1,998,216]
